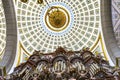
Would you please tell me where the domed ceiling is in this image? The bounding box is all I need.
[0,0,6,59]
[13,0,115,66]
[16,0,100,54]
[0,0,116,73]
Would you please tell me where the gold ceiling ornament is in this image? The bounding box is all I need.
[45,6,70,32]
[37,0,43,4]
[20,0,45,4]
[49,9,66,28]
[20,0,28,3]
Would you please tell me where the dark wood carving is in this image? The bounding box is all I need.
[4,47,120,80]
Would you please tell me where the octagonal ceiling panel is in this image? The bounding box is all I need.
[16,0,100,54]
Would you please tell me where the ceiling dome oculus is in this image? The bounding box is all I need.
[45,6,70,32]
[41,2,74,36]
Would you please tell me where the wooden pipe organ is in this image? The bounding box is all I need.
[5,47,120,80]
[36,61,48,72]
[53,60,66,72]
[52,55,67,73]
[70,57,85,72]
[89,63,100,77]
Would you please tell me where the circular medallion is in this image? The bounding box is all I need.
[45,6,70,32]
[40,2,74,36]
